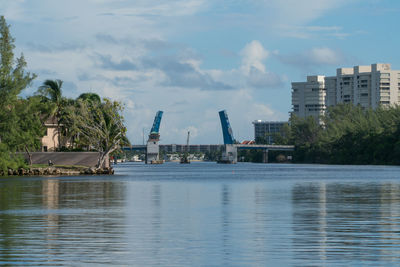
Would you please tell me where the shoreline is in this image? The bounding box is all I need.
[0,166,114,177]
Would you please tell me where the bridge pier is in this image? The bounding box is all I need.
[262,149,268,163]
[145,111,163,164]
[218,144,238,164]
[146,140,160,164]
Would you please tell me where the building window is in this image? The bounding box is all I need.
[43,146,48,152]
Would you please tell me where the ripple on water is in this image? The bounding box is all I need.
[1,162,400,266]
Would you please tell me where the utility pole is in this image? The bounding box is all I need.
[142,128,145,145]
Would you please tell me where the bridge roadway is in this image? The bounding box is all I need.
[124,145,146,151]
[235,144,294,151]
[123,144,294,153]
[123,144,294,163]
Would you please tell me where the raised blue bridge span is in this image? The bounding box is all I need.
[123,110,294,163]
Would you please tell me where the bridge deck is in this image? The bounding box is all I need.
[122,145,146,151]
[235,144,294,151]
[123,144,294,151]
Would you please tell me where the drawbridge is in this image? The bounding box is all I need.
[218,110,294,163]
[121,110,164,164]
[146,110,164,164]
[123,109,293,164]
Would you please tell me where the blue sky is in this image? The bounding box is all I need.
[1,0,400,144]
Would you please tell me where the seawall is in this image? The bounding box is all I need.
[19,152,109,168]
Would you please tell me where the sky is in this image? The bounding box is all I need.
[1,0,400,144]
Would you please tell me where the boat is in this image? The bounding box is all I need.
[180,156,190,164]
[150,160,164,164]
[180,131,191,164]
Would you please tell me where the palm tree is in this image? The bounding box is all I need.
[77,93,101,104]
[39,79,64,150]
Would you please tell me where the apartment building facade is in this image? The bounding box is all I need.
[253,120,287,144]
[292,75,326,123]
[292,63,400,121]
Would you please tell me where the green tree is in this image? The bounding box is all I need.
[0,16,36,145]
[77,93,101,104]
[37,79,66,150]
[0,16,36,172]
[286,104,400,165]
[289,115,324,163]
[63,93,103,150]
[13,97,46,165]
[65,98,127,168]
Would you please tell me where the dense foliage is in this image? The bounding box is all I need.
[64,98,127,168]
[0,16,36,172]
[283,104,400,165]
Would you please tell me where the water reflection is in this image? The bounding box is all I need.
[42,179,60,262]
[2,163,400,266]
[150,184,162,265]
[220,184,231,264]
[0,178,126,265]
[252,187,269,262]
[292,182,400,264]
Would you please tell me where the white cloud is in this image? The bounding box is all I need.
[229,0,357,39]
[239,40,283,88]
[240,40,269,74]
[0,0,26,20]
[278,47,347,70]
[265,0,352,25]
[279,25,350,39]
[4,0,359,144]
[307,47,344,65]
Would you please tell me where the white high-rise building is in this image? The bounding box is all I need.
[291,75,326,122]
[292,63,400,121]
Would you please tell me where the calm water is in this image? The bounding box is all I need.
[1,162,400,266]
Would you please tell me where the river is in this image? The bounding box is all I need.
[1,162,400,266]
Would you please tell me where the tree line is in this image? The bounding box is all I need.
[0,16,127,172]
[260,104,400,165]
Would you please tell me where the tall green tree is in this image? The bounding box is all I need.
[65,98,127,168]
[0,16,36,145]
[77,93,101,104]
[0,16,36,172]
[61,93,102,150]
[13,97,46,165]
[37,79,65,150]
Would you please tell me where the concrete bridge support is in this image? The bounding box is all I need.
[262,149,268,163]
[219,144,238,164]
[146,140,160,164]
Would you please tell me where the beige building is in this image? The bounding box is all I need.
[292,75,326,123]
[292,63,400,121]
[326,64,400,109]
[41,117,70,152]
